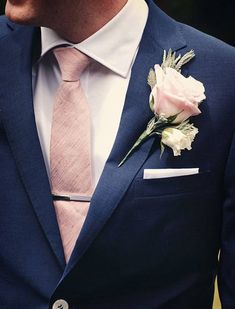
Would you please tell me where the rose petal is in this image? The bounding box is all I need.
[152,65,205,120]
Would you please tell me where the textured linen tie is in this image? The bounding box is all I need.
[50,47,92,262]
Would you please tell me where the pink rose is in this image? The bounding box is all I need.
[150,65,206,123]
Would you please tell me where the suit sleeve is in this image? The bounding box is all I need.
[218,131,235,308]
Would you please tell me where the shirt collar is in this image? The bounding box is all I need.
[40,0,148,77]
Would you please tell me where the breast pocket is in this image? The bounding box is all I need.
[134,170,215,198]
[129,170,221,264]
[131,170,221,225]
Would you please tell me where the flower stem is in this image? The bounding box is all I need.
[118,130,149,167]
[118,115,171,167]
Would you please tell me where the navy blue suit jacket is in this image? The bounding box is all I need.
[0,1,235,308]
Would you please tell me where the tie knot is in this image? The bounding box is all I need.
[53,47,90,82]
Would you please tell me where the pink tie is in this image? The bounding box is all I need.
[50,47,93,262]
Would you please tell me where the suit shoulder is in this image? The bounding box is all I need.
[177,22,235,61]
[0,15,14,39]
[176,23,235,130]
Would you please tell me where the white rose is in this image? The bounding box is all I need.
[161,127,198,156]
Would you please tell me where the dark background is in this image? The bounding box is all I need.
[158,0,235,47]
[0,0,235,46]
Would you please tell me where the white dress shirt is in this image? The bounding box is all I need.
[33,0,148,187]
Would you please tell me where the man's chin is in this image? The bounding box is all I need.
[5,3,37,25]
[6,14,33,25]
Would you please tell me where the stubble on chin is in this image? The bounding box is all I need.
[5,1,41,26]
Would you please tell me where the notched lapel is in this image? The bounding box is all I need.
[0,25,65,269]
[64,1,187,276]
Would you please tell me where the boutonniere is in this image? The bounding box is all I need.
[118,49,206,167]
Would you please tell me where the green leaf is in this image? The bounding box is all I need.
[160,141,165,158]
[162,50,167,64]
[167,110,183,123]
[149,95,155,113]
[147,68,156,89]
[175,50,195,71]
[161,49,195,72]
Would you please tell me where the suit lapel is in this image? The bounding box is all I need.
[64,0,187,275]
[0,24,65,269]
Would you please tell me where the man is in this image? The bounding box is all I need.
[0,0,235,308]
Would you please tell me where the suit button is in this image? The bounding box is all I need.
[52,299,69,309]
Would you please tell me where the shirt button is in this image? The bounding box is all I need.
[52,299,69,309]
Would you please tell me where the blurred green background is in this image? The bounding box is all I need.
[0,0,234,46]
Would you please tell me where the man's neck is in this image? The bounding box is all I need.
[51,0,128,43]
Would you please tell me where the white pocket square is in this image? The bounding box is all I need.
[143,168,199,179]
